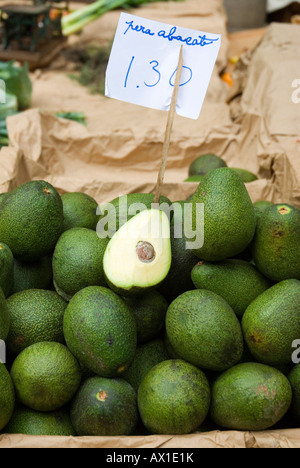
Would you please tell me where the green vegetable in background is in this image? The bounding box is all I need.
[62,0,182,36]
[0,111,87,150]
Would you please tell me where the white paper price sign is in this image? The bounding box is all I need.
[105,13,221,120]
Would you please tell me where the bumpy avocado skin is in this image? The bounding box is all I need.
[251,204,300,281]
[0,181,63,261]
[188,168,256,261]
[191,259,272,318]
[242,279,300,366]
[210,362,292,431]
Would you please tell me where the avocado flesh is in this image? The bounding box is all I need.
[103,209,171,296]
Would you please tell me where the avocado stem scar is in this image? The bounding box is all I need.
[279,207,289,215]
[96,390,107,401]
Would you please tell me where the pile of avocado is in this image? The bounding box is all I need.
[0,155,300,439]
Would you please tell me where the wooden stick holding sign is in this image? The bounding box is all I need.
[154,45,183,204]
[103,13,221,301]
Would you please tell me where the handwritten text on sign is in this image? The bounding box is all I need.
[105,13,221,120]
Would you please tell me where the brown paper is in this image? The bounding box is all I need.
[1,428,300,448]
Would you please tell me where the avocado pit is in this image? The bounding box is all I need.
[136,241,156,263]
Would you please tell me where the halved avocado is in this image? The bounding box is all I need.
[103,209,171,296]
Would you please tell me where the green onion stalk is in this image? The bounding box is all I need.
[61,0,181,36]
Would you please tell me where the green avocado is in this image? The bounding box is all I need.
[210,362,292,431]
[10,341,82,412]
[191,259,272,319]
[13,256,53,294]
[288,364,300,423]
[0,243,13,297]
[6,289,67,355]
[138,359,211,434]
[61,191,99,232]
[188,153,227,177]
[70,376,138,436]
[0,193,7,207]
[230,168,258,183]
[122,338,170,391]
[3,405,76,436]
[0,181,63,261]
[124,291,168,344]
[166,289,244,372]
[63,286,137,377]
[0,288,10,341]
[188,168,256,261]
[159,224,197,303]
[52,227,108,301]
[242,279,300,366]
[184,175,204,183]
[251,203,300,281]
[253,200,274,212]
[0,363,15,431]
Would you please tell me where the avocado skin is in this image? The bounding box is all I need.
[253,200,273,212]
[70,376,138,436]
[166,289,244,372]
[0,288,10,341]
[13,256,53,294]
[0,181,63,261]
[6,289,67,355]
[242,279,300,366]
[3,405,76,436]
[230,168,258,183]
[189,168,256,261]
[138,359,211,435]
[184,175,204,183]
[10,341,81,412]
[0,363,15,431]
[63,286,137,378]
[191,259,272,319]
[159,224,198,303]
[288,364,300,423]
[124,291,168,344]
[210,362,292,431]
[52,227,108,301]
[0,193,7,206]
[61,192,99,232]
[0,243,14,298]
[122,338,170,392]
[251,203,300,282]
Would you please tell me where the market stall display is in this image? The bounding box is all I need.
[0,0,300,450]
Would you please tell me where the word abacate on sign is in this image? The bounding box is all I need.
[105,13,221,120]
[123,19,219,48]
